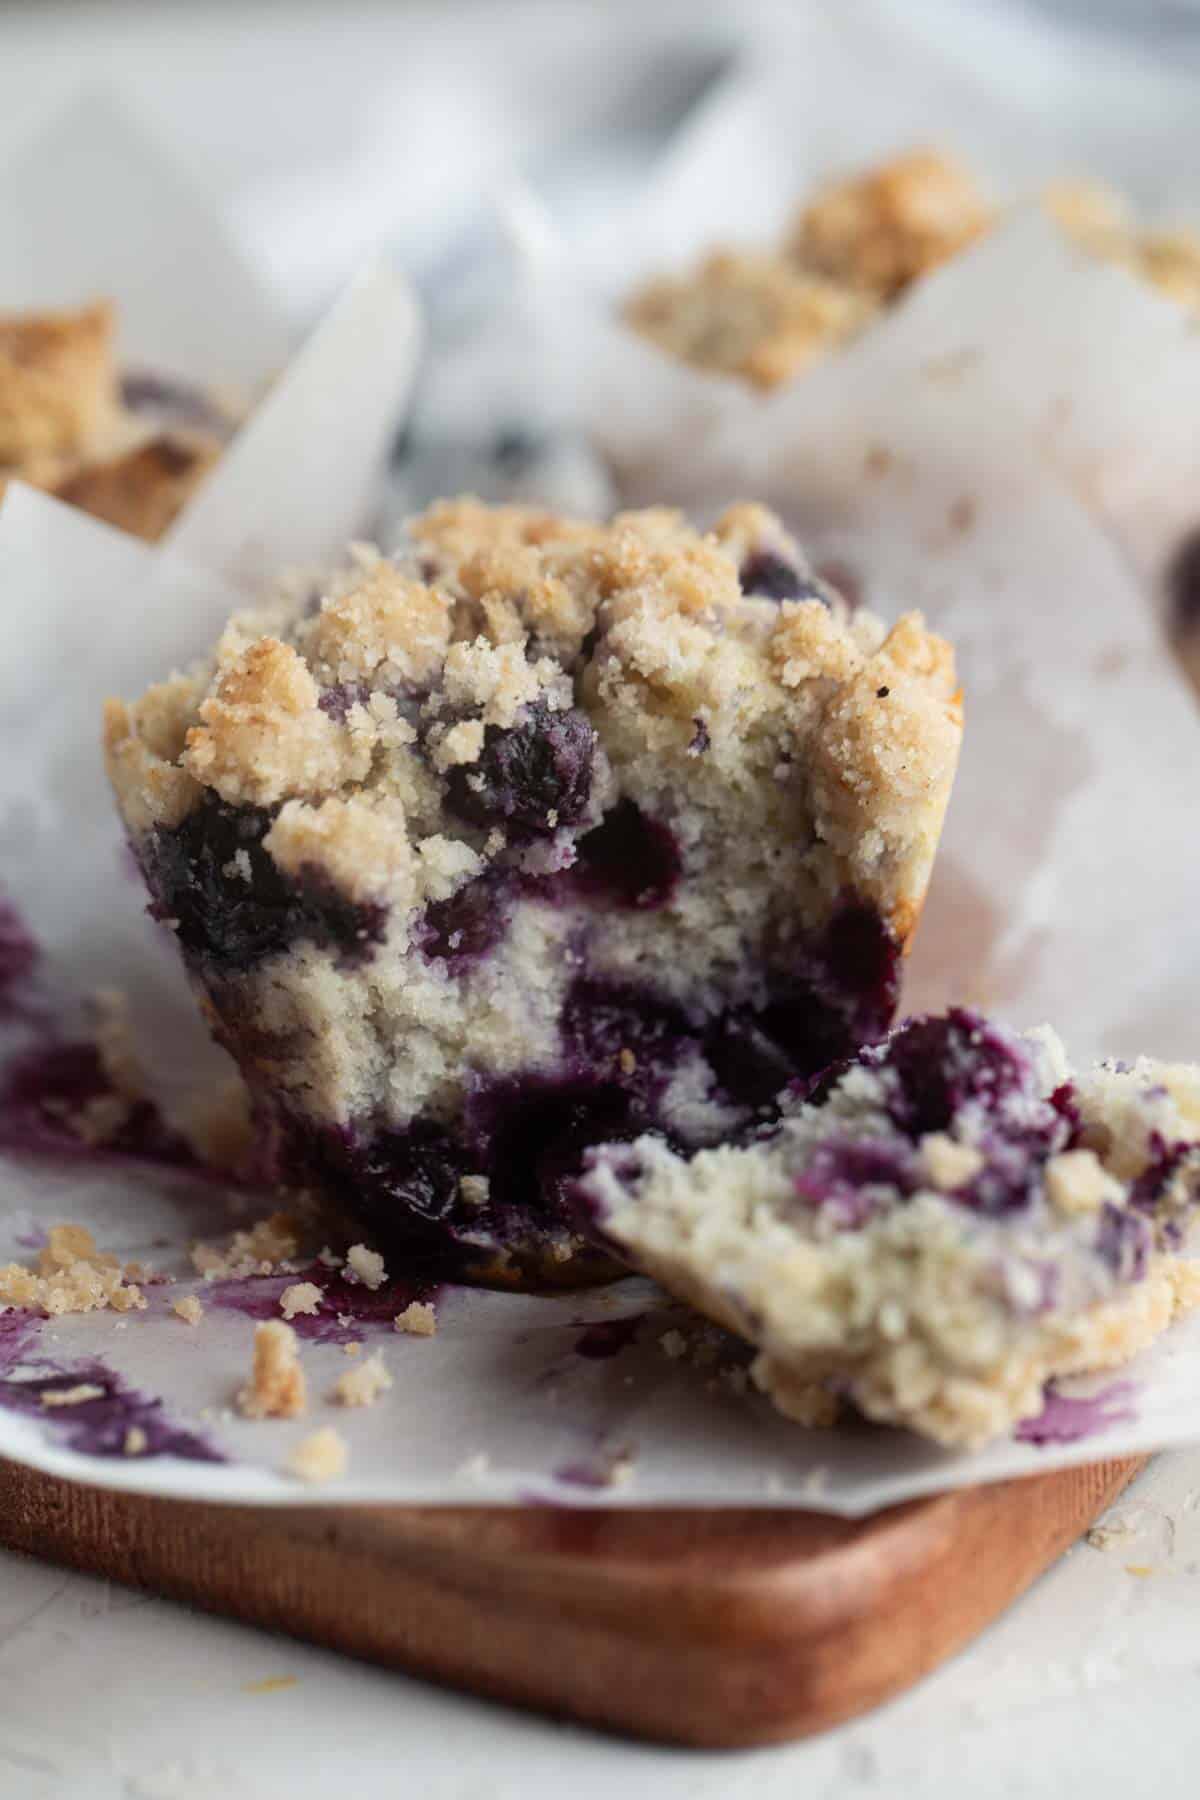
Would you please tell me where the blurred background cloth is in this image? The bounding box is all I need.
[6,0,1200,518]
[4,0,1200,325]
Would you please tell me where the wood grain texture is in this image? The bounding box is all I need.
[0,1455,1146,1748]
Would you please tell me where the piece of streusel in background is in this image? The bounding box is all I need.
[0,298,238,540]
[581,1008,1200,1448]
[623,250,878,391]
[105,498,961,1286]
[787,148,995,301]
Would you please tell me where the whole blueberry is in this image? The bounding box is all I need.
[445,700,596,837]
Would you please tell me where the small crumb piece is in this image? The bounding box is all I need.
[394,1301,436,1337]
[919,1133,985,1191]
[330,1349,392,1409]
[123,1425,148,1455]
[346,1243,386,1290]
[316,1246,343,1268]
[0,1221,147,1318]
[342,1341,363,1357]
[458,1174,489,1208]
[1045,1149,1120,1217]
[244,1675,298,1695]
[172,1294,205,1326]
[1125,1564,1154,1579]
[279,1281,322,1321]
[41,1383,105,1408]
[191,1212,301,1280]
[618,1048,637,1076]
[237,1320,307,1420]
[659,1328,688,1361]
[287,1427,347,1484]
[337,1313,354,1330]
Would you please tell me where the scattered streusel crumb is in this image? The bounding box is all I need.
[237,1320,307,1419]
[124,1425,148,1456]
[394,1301,437,1337]
[172,1294,205,1326]
[41,1383,105,1408]
[244,1675,299,1695]
[342,1341,363,1356]
[346,1243,386,1290]
[0,1223,146,1318]
[659,1328,688,1360]
[330,1349,392,1408]
[286,1427,347,1484]
[191,1212,302,1280]
[279,1281,322,1320]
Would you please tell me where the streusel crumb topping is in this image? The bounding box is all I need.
[0,1223,147,1318]
[237,1320,307,1419]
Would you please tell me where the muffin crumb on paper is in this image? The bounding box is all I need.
[237,1320,307,1420]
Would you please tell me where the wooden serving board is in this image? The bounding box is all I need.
[0,1454,1144,1748]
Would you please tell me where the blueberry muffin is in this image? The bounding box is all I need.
[582,1008,1200,1444]
[105,499,962,1285]
[0,299,235,540]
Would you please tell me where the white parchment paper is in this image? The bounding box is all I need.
[2,349,1199,1516]
[0,90,289,389]
[571,0,1200,536]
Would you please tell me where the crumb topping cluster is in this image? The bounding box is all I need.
[625,149,992,388]
[0,298,231,540]
[626,149,1200,391]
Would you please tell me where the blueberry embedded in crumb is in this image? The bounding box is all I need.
[688,718,711,756]
[572,800,682,910]
[417,870,510,967]
[1095,1203,1151,1282]
[142,794,386,973]
[444,700,596,837]
[318,681,372,723]
[878,1007,1027,1138]
[739,550,826,604]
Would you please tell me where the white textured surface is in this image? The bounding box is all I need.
[0,1451,1197,1798]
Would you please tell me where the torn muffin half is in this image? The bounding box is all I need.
[581,1008,1200,1446]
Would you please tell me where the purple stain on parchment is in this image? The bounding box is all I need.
[0,896,45,1028]
[573,1316,643,1360]
[1015,1380,1138,1446]
[0,1356,222,1462]
[0,1310,43,1368]
[0,1038,198,1171]
[205,1263,441,1343]
[553,1447,633,1490]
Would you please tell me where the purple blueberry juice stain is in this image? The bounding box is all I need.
[0,1358,223,1461]
[0,1038,197,1171]
[572,800,682,910]
[0,1309,43,1368]
[204,1262,441,1344]
[0,897,39,1016]
[1015,1380,1138,1446]
[574,1316,642,1359]
[317,680,372,723]
[553,1451,630,1489]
